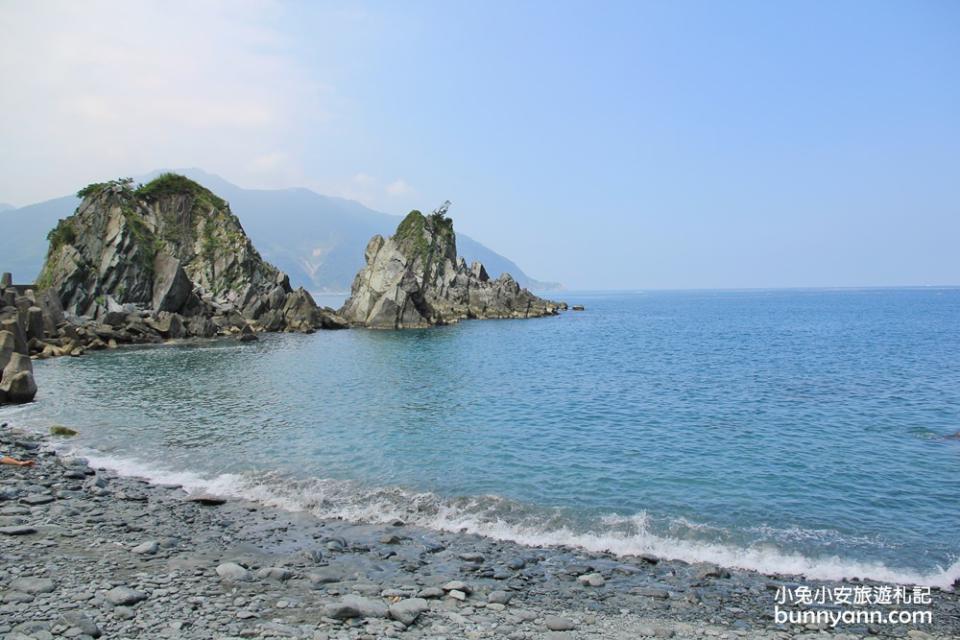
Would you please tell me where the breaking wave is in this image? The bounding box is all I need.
[54,444,960,590]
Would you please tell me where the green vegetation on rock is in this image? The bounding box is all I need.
[120,203,160,274]
[50,425,78,437]
[395,209,454,276]
[46,218,76,251]
[136,173,227,211]
[76,178,135,199]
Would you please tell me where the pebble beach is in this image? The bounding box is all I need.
[1,427,957,640]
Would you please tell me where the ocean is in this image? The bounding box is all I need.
[3,288,959,587]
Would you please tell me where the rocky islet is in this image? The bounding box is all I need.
[1,177,568,407]
[339,206,566,328]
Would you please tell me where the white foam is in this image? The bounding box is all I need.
[61,446,959,590]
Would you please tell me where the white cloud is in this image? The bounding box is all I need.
[352,173,377,186]
[248,152,289,173]
[0,0,332,203]
[320,173,418,212]
[386,179,415,197]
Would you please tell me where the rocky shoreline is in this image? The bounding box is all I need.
[1,427,956,640]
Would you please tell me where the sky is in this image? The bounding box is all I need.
[0,0,957,290]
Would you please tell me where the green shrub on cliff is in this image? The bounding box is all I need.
[395,208,454,277]
[136,173,227,211]
[77,178,135,199]
[47,218,76,251]
[77,182,108,198]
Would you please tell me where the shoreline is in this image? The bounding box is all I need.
[2,427,956,639]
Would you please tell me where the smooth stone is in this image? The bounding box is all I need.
[2,591,35,603]
[113,607,135,620]
[694,563,730,580]
[418,587,445,599]
[577,572,605,587]
[256,567,294,581]
[19,494,55,506]
[442,580,472,594]
[216,562,250,582]
[10,577,56,594]
[448,589,467,601]
[57,614,101,639]
[0,525,37,535]
[458,552,485,563]
[388,597,429,625]
[105,586,148,606]
[488,590,513,605]
[545,616,576,631]
[322,602,360,620]
[340,594,389,618]
[307,568,341,586]
[131,540,159,555]
[184,494,227,506]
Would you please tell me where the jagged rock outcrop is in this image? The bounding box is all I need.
[35,175,347,338]
[0,275,39,404]
[340,208,565,328]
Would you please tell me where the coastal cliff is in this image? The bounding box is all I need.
[340,205,565,328]
[36,174,346,338]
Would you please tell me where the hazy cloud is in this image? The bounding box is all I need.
[386,179,415,197]
[0,0,330,203]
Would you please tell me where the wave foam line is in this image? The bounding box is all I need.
[62,446,959,590]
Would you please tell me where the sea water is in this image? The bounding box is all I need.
[3,288,959,587]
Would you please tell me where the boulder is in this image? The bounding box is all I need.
[258,309,284,332]
[0,331,14,372]
[36,290,66,334]
[470,261,489,282]
[25,306,45,340]
[238,324,258,342]
[216,562,250,582]
[339,595,389,619]
[0,353,37,403]
[104,586,148,606]
[0,318,28,354]
[389,597,429,625]
[185,316,216,338]
[0,371,37,404]
[147,312,186,339]
[267,285,287,310]
[152,254,192,312]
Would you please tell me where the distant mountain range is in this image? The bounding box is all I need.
[0,168,560,292]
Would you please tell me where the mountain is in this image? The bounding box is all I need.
[0,195,78,283]
[0,169,561,293]
[0,203,15,212]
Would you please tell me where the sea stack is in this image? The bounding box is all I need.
[35,174,346,336]
[340,203,565,328]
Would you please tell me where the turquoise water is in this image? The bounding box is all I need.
[4,289,960,586]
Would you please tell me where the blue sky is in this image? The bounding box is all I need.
[1,1,957,289]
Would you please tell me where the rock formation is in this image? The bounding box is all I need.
[340,207,565,328]
[0,276,40,404]
[35,174,347,339]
